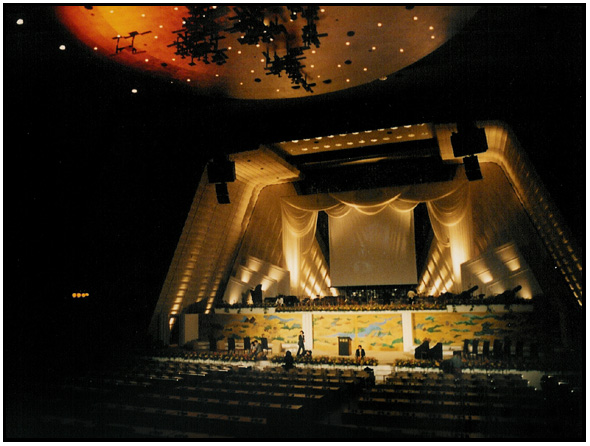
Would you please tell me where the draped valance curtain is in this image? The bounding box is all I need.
[281,172,473,296]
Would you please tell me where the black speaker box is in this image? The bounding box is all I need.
[451,126,488,157]
[208,159,236,184]
[215,183,230,204]
[464,155,483,181]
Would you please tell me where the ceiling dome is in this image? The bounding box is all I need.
[55,5,479,100]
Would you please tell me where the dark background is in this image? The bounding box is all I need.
[4,5,585,375]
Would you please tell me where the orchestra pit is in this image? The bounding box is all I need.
[5,5,584,440]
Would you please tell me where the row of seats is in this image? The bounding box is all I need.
[462,338,538,359]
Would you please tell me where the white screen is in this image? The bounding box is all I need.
[329,206,417,286]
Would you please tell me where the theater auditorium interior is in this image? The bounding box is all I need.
[5,4,585,440]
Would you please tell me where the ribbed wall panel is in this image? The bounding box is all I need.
[149,148,300,341]
[436,121,583,306]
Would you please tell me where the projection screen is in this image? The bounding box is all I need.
[328,206,417,286]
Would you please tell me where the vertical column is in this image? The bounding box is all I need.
[302,313,313,351]
[402,312,414,353]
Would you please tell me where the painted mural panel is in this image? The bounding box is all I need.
[313,313,403,353]
[413,311,540,346]
[201,313,303,345]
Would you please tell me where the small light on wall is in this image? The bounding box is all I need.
[377,22,382,27]
[16,18,24,25]
[59,45,66,50]
[93,46,98,51]
[131,88,138,93]
[399,48,404,53]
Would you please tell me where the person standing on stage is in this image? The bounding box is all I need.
[297,330,305,356]
[355,345,366,360]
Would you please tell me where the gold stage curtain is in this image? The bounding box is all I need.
[281,169,473,295]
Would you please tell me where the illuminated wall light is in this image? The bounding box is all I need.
[159,25,163,28]
[404,125,411,128]
[346,142,353,145]
[260,58,265,62]
[110,10,114,13]
[228,46,232,50]
[312,146,319,150]
[93,47,98,51]
[346,79,350,82]
[215,74,219,77]
[324,145,330,148]
[396,135,402,139]
[377,22,382,27]
[172,58,176,61]
[145,58,149,62]
[372,46,376,51]
[320,8,325,12]
[335,143,342,147]
[301,148,308,151]
[359,140,365,143]
[141,13,146,17]
[363,67,368,71]
[154,35,158,39]
[370,139,377,142]
[238,50,242,54]
[17,19,24,25]
[431,35,435,39]
[187,78,191,82]
[399,48,404,53]
[311,50,316,54]
[382,137,390,141]
[408,133,415,137]
[59,45,66,50]
[310,64,315,68]
[250,69,255,73]
[131,88,138,94]
[337,64,342,68]
[413,16,418,20]
[174,7,178,10]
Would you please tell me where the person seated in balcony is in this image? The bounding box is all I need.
[355,345,366,360]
